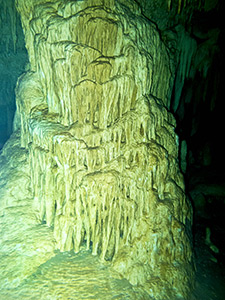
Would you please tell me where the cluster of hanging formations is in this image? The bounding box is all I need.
[15,0,194,298]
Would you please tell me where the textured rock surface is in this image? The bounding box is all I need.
[0,133,149,299]
[0,250,150,300]
[0,132,56,289]
[12,0,194,298]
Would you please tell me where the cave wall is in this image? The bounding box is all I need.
[174,6,224,172]
[0,0,28,149]
[135,0,224,175]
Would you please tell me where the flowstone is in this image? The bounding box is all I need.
[15,0,194,298]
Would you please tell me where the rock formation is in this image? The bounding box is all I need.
[1,0,196,298]
[0,131,56,290]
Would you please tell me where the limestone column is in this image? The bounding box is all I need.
[16,0,194,298]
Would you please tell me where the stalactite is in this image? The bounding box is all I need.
[167,0,205,13]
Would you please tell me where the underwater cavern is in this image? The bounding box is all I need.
[0,0,225,299]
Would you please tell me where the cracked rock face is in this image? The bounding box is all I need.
[15,0,194,298]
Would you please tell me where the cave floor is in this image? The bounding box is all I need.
[0,229,225,300]
[0,249,147,300]
[0,199,224,300]
[189,166,225,300]
[190,229,225,300]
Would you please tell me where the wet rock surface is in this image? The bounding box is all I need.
[13,0,194,298]
[2,1,224,299]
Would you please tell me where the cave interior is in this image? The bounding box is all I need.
[0,0,225,299]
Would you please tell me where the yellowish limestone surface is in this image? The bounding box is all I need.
[13,0,195,298]
[0,132,56,289]
[0,133,149,299]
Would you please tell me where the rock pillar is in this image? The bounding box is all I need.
[16,0,194,298]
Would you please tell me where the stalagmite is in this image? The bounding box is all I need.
[15,0,194,299]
